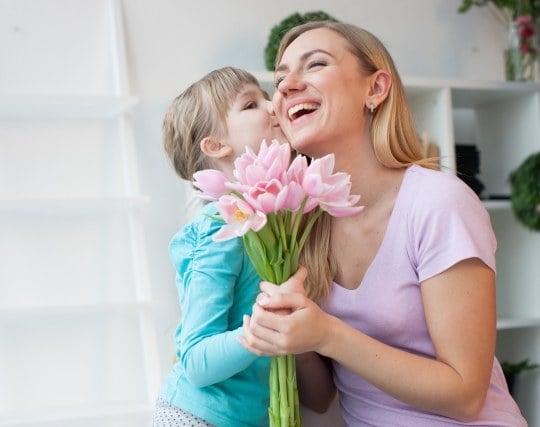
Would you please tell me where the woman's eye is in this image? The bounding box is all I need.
[274,76,285,88]
[307,60,327,69]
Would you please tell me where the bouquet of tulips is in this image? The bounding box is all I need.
[193,140,363,427]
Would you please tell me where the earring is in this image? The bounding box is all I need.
[369,103,375,114]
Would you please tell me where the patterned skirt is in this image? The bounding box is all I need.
[151,397,215,427]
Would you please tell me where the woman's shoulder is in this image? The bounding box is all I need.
[403,165,482,209]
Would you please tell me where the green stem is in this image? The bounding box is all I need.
[278,355,289,427]
[269,356,280,427]
[288,197,308,257]
[297,207,323,253]
[287,354,295,426]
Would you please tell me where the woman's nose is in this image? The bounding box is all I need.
[276,70,305,94]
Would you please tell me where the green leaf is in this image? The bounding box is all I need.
[264,11,338,71]
[510,151,540,231]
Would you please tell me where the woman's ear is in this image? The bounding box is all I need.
[200,137,233,159]
[366,70,392,110]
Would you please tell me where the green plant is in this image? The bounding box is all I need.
[458,0,540,20]
[510,151,540,231]
[264,11,338,71]
[501,359,539,394]
[501,358,539,375]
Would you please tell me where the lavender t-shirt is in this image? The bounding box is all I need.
[322,165,526,426]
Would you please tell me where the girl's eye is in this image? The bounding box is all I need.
[243,101,257,110]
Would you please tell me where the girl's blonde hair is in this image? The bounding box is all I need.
[163,67,260,181]
[276,21,434,301]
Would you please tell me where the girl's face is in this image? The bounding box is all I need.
[272,28,371,159]
[222,83,286,158]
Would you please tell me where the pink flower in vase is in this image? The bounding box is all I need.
[515,15,537,55]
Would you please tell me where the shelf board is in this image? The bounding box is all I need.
[497,316,540,330]
[0,402,153,426]
[252,71,540,105]
[0,95,139,119]
[0,196,149,213]
[482,199,512,210]
[0,301,154,318]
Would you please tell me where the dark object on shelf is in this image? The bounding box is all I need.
[455,144,485,197]
[487,194,511,200]
[510,151,540,231]
[264,11,338,71]
[501,359,539,396]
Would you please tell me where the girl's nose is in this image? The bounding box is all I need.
[265,99,274,115]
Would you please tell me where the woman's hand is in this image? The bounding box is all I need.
[239,266,331,356]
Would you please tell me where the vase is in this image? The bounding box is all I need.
[504,16,537,82]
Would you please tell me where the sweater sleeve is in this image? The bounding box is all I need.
[169,212,259,388]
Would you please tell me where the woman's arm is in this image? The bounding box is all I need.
[241,258,496,422]
[295,352,336,413]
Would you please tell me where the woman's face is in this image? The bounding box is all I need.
[222,83,286,158]
[272,28,370,158]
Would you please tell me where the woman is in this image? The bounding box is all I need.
[240,21,527,426]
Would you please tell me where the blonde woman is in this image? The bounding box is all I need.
[241,22,527,427]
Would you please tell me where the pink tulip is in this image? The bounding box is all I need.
[213,195,267,241]
[230,140,291,193]
[281,181,306,212]
[243,178,289,214]
[193,169,230,201]
[302,154,363,217]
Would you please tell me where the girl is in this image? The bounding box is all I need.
[152,67,286,427]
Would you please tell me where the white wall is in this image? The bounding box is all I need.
[121,1,509,424]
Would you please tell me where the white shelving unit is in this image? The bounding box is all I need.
[255,71,540,425]
[0,1,160,426]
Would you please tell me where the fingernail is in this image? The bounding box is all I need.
[258,296,269,306]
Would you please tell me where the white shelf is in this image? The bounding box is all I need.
[0,196,150,213]
[483,199,512,210]
[0,301,154,318]
[0,2,161,425]
[0,402,153,426]
[497,316,540,330]
[0,96,138,119]
[253,71,540,100]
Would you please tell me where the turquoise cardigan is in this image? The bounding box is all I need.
[159,202,270,427]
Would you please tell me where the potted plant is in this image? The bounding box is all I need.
[457,0,540,80]
[510,151,540,231]
[501,359,539,395]
[458,1,540,20]
[264,11,337,71]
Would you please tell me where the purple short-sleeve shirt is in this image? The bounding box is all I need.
[322,166,526,426]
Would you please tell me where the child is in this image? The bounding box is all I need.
[151,67,287,427]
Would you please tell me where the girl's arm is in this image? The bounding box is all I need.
[171,222,259,388]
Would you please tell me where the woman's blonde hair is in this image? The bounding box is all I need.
[276,21,433,301]
[163,67,260,181]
